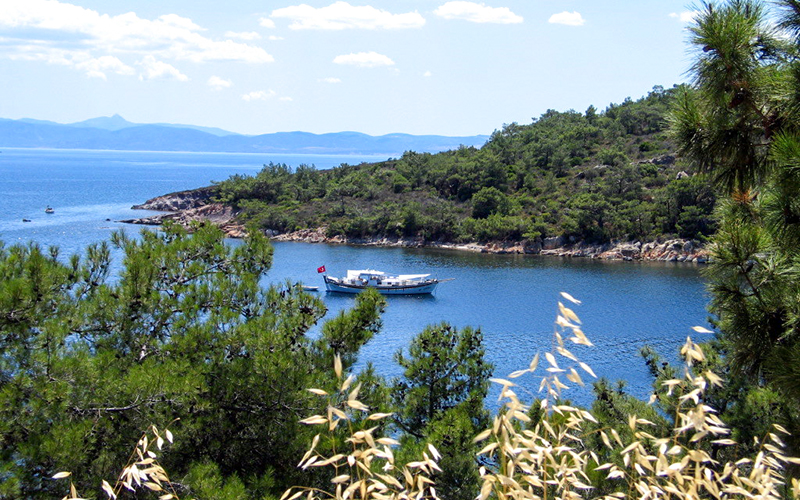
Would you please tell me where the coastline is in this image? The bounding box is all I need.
[270,227,708,263]
[121,189,709,263]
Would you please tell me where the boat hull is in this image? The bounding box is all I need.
[324,277,438,295]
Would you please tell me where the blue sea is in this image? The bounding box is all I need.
[0,147,711,407]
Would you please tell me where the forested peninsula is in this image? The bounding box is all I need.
[126,85,714,262]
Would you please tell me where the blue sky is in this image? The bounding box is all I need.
[0,1,698,136]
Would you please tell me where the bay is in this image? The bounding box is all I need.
[0,147,711,407]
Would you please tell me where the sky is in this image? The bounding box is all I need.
[0,0,700,137]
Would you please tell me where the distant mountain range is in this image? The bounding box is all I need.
[0,115,489,155]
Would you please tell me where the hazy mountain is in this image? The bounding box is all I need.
[18,118,63,127]
[0,116,488,155]
[70,114,134,131]
[69,114,240,137]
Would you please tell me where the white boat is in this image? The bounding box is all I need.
[323,269,450,295]
[45,206,54,214]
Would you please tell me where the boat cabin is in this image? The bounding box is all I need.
[343,270,431,287]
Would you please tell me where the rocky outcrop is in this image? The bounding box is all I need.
[638,154,676,166]
[121,187,246,238]
[536,239,708,262]
[121,203,246,237]
[542,236,566,250]
[272,227,709,263]
[534,239,706,262]
[132,186,217,211]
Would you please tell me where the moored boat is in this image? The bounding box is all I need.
[322,269,451,295]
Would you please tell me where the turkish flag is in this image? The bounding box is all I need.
[317,265,326,273]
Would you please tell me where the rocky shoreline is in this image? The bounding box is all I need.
[121,189,708,263]
[120,186,248,238]
[271,228,708,263]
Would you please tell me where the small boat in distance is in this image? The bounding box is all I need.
[323,269,452,295]
[45,206,54,214]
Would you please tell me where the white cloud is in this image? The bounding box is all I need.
[271,2,425,30]
[77,55,135,79]
[669,11,700,23]
[208,75,232,90]
[279,96,293,101]
[179,39,273,64]
[268,35,284,41]
[138,55,188,81]
[242,90,277,101]
[548,11,585,26]
[156,13,202,31]
[259,18,276,28]
[333,51,394,68]
[8,46,75,66]
[434,2,522,24]
[423,71,432,77]
[8,45,136,79]
[319,77,341,83]
[0,0,274,79]
[225,31,261,40]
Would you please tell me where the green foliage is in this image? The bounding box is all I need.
[422,406,484,500]
[471,186,510,219]
[275,297,799,500]
[670,0,800,457]
[184,462,251,500]
[211,87,713,245]
[392,323,493,434]
[390,323,493,500]
[318,289,386,371]
[671,1,786,193]
[45,295,800,500]
[0,223,391,498]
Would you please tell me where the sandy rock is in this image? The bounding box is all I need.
[638,154,676,166]
[132,186,216,211]
[122,186,244,238]
[543,236,565,250]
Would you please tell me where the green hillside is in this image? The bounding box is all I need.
[214,84,715,245]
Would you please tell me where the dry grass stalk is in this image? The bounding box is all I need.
[52,422,179,500]
[474,294,800,500]
[287,294,800,500]
[284,354,441,500]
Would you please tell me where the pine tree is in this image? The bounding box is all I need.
[391,323,493,500]
[671,0,800,451]
[0,223,386,498]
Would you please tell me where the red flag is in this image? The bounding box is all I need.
[317,265,326,273]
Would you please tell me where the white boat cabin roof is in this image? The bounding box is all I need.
[345,269,431,281]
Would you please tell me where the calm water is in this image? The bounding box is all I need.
[0,148,711,406]
[0,148,384,256]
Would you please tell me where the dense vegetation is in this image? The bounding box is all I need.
[670,0,800,461]
[0,223,496,499]
[214,87,717,245]
[5,0,800,498]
